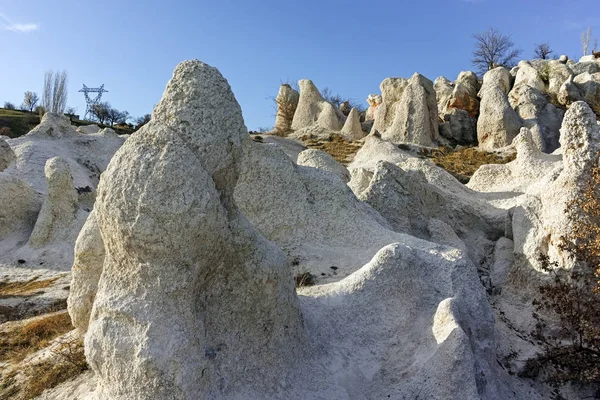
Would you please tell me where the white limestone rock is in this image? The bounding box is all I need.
[339,107,364,140]
[26,113,79,139]
[512,60,545,92]
[296,148,350,182]
[273,83,299,134]
[439,108,477,144]
[372,77,408,133]
[67,209,104,334]
[479,66,513,95]
[559,54,568,63]
[236,139,401,282]
[434,76,454,115]
[291,79,342,131]
[546,60,573,97]
[382,73,441,146]
[0,174,42,241]
[365,93,382,121]
[572,72,600,114]
[0,137,15,171]
[28,157,79,248]
[509,84,563,152]
[76,125,100,134]
[477,86,522,150]
[80,60,305,399]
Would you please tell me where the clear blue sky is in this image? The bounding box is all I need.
[1,0,598,130]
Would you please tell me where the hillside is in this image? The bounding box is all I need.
[0,108,134,138]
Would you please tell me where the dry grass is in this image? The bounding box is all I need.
[301,134,363,165]
[0,277,59,298]
[0,335,88,400]
[294,272,316,287]
[0,310,73,363]
[423,146,515,183]
[18,336,88,399]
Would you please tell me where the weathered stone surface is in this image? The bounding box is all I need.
[28,157,79,248]
[509,84,563,152]
[0,175,42,241]
[365,94,382,121]
[477,86,522,150]
[440,108,477,144]
[546,60,573,97]
[339,107,364,140]
[67,209,104,334]
[296,148,350,182]
[291,79,341,131]
[0,137,15,171]
[513,60,545,92]
[382,73,441,146]
[79,60,305,399]
[434,76,454,115]
[573,72,600,114]
[76,125,100,134]
[479,66,513,95]
[572,60,600,75]
[274,84,299,134]
[27,113,79,138]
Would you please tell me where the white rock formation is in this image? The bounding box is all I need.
[67,209,104,334]
[28,157,79,248]
[68,60,536,400]
[477,85,522,150]
[77,60,305,399]
[291,79,342,131]
[365,93,382,121]
[380,73,441,146]
[339,107,364,140]
[273,83,299,134]
[0,137,15,171]
[509,84,564,152]
[76,125,100,134]
[0,175,42,242]
[296,148,350,182]
[469,102,599,274]
[572,72,600,114]
[479,66,512,95]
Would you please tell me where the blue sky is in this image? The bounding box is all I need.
[1,0,598,130]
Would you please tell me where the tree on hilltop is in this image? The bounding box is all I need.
[472,28,522,75]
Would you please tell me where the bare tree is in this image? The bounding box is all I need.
[42,70,68,113]
[3,102,16,110]
[581,26,592,56]
[107,107,129,127]
[90,102,110,125]
[472,28,522,74]
[22,91,39,112]
[135,114,151,130]
[534,42,554,60]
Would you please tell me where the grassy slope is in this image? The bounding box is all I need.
[0,108,134,138]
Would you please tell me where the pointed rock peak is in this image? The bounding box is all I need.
[27,112,78,138]
[341,107,364,141]
[559,101,600,170]
[298,79,325,101]
[152,60,247,178]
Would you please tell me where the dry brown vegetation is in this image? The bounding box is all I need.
[527,159,600,385]
[301,134,363,165]
[0,310,73,363]
[422,146,515,183]
[0,311,88,399]
[0,277,59,298]
[18,336,87,399]
[294,272,316,287]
